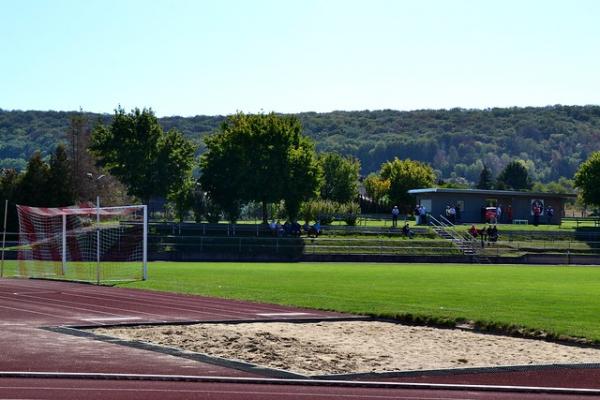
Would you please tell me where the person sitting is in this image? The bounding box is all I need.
[489,225,499,242]
[308,220,321,238]
[283,220,292,236]
[291,221,302,237]
[402,223,414,238]
[269,219,277,236]
[486,225,494,242]
[478,226,487,242]
[468,225,478,239]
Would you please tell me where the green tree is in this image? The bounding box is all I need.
[532,177,575,194]
[574,151,600,207]
[167,177,195,223]
[363,174,390,205]
[476,165,494,189]
[90,107,197,204]
[379,158,436,209]
[0,168,21,233]
[200,113,321,223]
[47,144,75,206]
[319,152,360,203]
[16,152,50,207]
[496,160,532,190]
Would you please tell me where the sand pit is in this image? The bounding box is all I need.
[93,321,600,375]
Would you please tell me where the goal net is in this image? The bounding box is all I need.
[16,203,147,284]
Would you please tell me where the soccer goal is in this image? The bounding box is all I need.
[16,203,147,284]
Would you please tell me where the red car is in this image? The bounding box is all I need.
[485,207,497,222]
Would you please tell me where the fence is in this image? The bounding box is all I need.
[3,227,600,263]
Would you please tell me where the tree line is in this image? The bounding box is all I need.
[2,107,600,230]
[2,105,600,184]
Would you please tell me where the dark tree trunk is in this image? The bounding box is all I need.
[262,200,268,224]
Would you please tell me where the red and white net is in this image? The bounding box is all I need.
[16,203,146,283]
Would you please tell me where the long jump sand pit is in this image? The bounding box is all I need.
[93,321,600,375]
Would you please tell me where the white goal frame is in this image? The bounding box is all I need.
[16,203,147,284]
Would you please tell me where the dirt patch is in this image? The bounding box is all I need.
[93,321,600,375]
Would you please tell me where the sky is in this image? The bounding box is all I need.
[1,0,599,117]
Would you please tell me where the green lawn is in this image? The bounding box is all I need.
[119,262,600,342]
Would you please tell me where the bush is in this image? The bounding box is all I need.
[300,200,361,225]
[204,198,222,223]
[301,199,336,224]
[340,202,361,226]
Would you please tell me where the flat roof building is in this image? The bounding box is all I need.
[408,188,576,225]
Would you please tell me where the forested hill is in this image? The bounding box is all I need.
[1,105,600,183]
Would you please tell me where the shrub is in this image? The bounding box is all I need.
[300,199,336,224]
[204,198,222,223]
[340,202,361,226]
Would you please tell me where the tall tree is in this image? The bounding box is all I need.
[16,152,50,207]
[379,158,436,209]
[167,177,195,223]
[47,144,75,206]
[496,160,532,190]
[574,151,600,207]
[200,112,321,223]
[0,168,21,232]
[319,153,360,203]
[476,165,494,189]
[90,107,197,204]
[363,174,390,205]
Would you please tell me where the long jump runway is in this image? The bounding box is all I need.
[1,277,599,399]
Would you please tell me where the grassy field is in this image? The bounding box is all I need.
[119,262,600,343]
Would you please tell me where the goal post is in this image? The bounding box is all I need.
[15,203,147,284]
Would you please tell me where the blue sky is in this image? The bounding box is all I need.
[1,0,599,116]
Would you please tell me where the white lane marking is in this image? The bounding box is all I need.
[0,386,438,399]
[81,317,142,322]
[256,312,313,317]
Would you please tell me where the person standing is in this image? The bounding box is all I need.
[533,205,541,226]
[392,205,400,228]
[414,205,421,225]
[420,205,427,225]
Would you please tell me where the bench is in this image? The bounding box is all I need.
[512,219,528,225]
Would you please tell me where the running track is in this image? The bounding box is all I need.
[1,278,599,399]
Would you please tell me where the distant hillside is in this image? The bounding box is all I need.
[1,105,600,183]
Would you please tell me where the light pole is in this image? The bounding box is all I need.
[86,173,105,207]
[87,173,105,284]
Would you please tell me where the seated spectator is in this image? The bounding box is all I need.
[308,220,321,238]
[283,220,291,236]
[468,225,478,238]
[291,221,302,237]
[489,225,499,242]
[486,225,494,241]
[402,223,414,238]
[478,226,487,241]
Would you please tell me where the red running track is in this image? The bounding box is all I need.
[0,277,353,376]
[0,378,598,400]
[1,277,599,399]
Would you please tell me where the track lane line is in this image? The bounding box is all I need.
[60,288,318,317]
[0,292,167,320]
